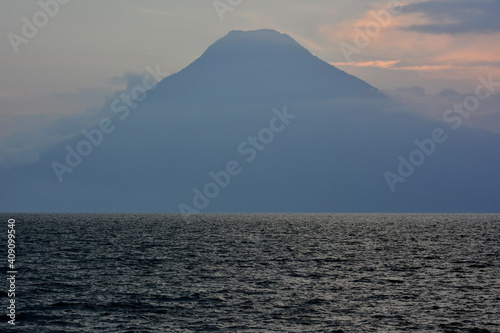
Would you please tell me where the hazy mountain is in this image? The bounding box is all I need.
[1,29,499,213]
[152,29,385,104]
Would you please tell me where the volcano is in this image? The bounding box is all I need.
[151,29,385,104]
[1,29,500,213]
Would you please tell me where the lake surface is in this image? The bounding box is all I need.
[2,213,499,332]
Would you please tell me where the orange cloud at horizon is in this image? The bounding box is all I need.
[319,1,500,87]
[330,60,401,68]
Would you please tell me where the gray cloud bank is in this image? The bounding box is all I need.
[0,72,146,168]
[401,0,500,34]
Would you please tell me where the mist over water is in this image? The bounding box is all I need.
[5,213,499,332]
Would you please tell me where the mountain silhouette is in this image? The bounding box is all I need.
[1,29,499,213]
[151,29,385,104]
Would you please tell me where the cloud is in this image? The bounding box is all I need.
[400,0,500,34]
[321,0,500,93]
[331,60,462,73]
[385,86,500,134]
[396,86,426,97]
[330,60,401,69]
[0,72,145,169]
[132,7,175,16]
[0,113,86,168]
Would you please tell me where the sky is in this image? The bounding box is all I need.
[1,0,500,144]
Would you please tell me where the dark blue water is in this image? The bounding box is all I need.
[2,213,499,332]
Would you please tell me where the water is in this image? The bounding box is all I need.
[2,213,499,332]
